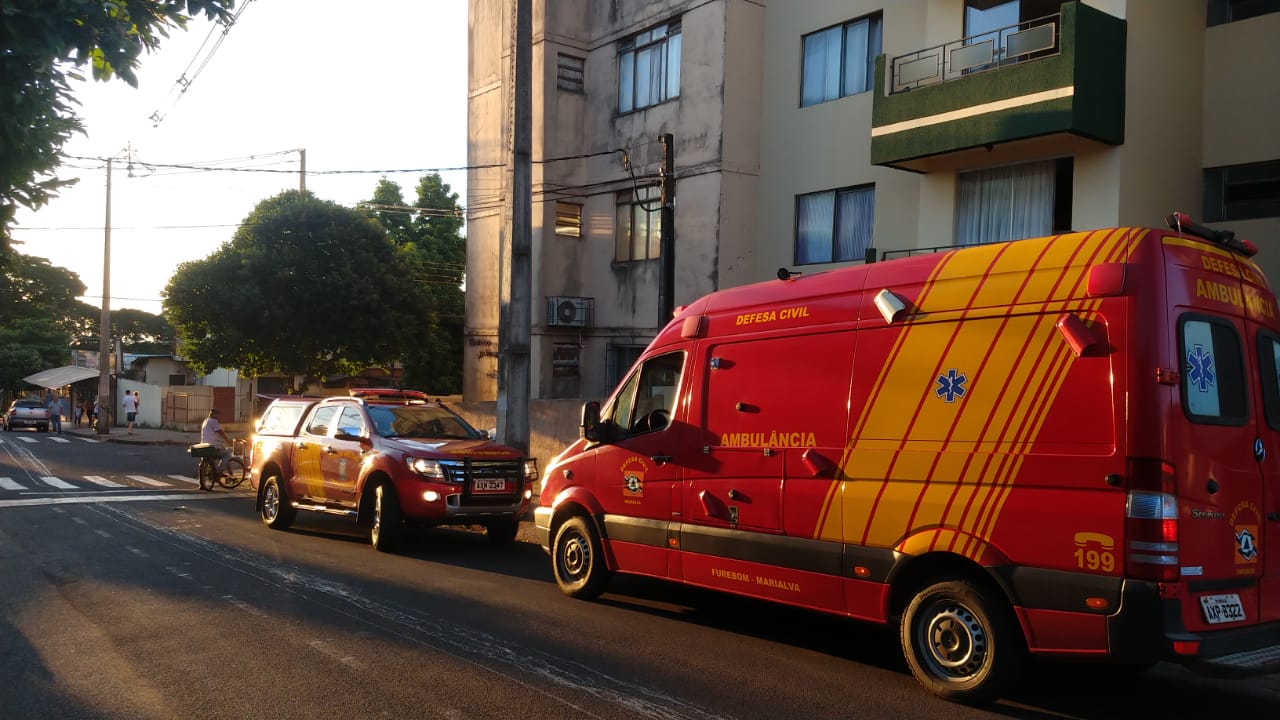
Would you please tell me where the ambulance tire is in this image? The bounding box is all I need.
[552,515,611,599]
[900,578,1024,706]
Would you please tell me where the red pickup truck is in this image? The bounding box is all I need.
[250,389,537,552]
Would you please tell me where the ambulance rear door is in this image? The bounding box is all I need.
[1163,234,1263,633]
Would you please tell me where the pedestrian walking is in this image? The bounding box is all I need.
[123,390,139,434]
[49,391,62,434]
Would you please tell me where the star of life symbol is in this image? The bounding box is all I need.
[1237,527,1258,562]
[935,369,968,403]
[1186,343,1217,393]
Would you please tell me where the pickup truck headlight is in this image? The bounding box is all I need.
[407,457,445,480]
[523,459,538,482]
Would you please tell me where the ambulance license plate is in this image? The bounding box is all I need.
[1199,593,1246,624]
[472,478,507,493]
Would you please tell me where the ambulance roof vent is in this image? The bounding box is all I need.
[873,289,907,324]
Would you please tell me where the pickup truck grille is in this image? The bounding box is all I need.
[439,459,523,504]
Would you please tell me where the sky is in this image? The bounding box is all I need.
[12,0,471,317]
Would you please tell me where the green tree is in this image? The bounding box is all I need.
[111,308,178,355]
[163,190,427,389]
[0,0,234,249]
[0,253,86,389]
[363,174,466,394]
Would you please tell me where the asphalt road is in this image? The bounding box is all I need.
[1,429,1278,719]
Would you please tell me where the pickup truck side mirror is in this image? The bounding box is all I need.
[334,428,365,442]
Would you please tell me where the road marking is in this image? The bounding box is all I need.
[40,476,78,490]
[84,475,127,488]
[0,478,27,491]
[18,437,38,444]
[0,493,235,508]
[74,437,102,443]
[127,474,170,487]
[49,437,71,443]
[167,475,198,485]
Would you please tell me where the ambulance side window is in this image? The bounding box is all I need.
[1256,332,1280,431]
[606,351,685,435]
[1179,315,1247,425]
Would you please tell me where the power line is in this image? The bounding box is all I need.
[149,0,257,127]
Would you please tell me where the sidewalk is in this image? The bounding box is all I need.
[64,424,201,447]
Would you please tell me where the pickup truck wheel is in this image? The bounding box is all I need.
[260,475,295,529]
[371,483,404,552]
[486,517,520,545]
[552,515,611,599]
[900,578,1024,706]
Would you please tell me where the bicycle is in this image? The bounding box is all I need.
[188,438,248,491]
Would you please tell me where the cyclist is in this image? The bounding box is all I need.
[200,408,232,482]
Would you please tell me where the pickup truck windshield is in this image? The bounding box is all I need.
[367,405,481,440]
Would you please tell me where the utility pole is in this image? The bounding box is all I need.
[497,0,532,454]
[658,133,676,322]
[96,157,113,434]
[299,148,307,192]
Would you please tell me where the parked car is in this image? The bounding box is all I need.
[250,389,538,551]
[4,398,51,432]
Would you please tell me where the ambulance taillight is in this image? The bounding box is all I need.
[1124,458,1180,582]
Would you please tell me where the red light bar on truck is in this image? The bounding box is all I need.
[1166,211,1258,257]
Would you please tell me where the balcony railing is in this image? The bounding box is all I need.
[889,13,1061,94]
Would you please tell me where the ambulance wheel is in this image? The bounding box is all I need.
[900,578,1024,706]
[552,515,611,599]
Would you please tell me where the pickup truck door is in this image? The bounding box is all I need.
[321,405,366,507]
[295,405,339,501]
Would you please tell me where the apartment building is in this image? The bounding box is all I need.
[466,0,1280,402]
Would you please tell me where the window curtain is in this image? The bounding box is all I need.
[835,188,874,261]
[801,27,841,106]
[955,160,1053,246]
[796,192,835,264]
[842,20,870,96]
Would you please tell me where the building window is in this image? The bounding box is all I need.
[555,202,582,237]
[964,0,1062,36]
[552,344,580,377]
[795,185,875,265]
[955,158,1072,246]
[606,345,646,391]
[557,53,585,93]
[615,186,662,262]
[1204,159,1280,222]
[1208,0,1280,25]
[619,20,681,113]
[800,13,882,107]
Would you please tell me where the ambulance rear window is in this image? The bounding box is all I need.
[1257,333,1280,431]
[1179,315,1247,425]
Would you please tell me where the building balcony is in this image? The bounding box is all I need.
[870,1,1126,173]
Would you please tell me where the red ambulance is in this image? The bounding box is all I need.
[533,214,1280,704]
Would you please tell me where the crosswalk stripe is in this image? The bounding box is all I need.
[40,476,78,490]
[18,437,38,444]
[167,474,198,485]
[127,474,170,487]
[49,437,70,443]
[84,475,126,488]
[74,436,101,443]
[0,478,26,491]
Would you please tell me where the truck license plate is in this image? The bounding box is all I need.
[1199,593,1246,624]
[473,478,507,493]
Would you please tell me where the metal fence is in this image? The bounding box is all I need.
[889,13,1060,94]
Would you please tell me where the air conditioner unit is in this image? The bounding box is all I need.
[547,296,592,328]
